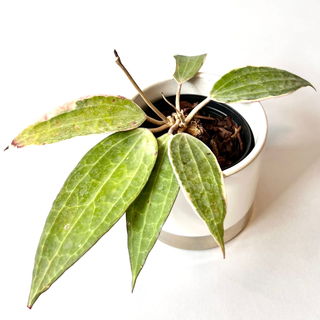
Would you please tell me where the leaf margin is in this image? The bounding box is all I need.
[173,54,207,84]
[11,95,146,148]
[126,133,179,291]
[168,133,227,257]
[27,128,158,309]
[210,66,316,103]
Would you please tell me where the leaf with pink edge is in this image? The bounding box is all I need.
[10,95,146,148]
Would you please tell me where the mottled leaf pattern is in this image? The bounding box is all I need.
[173,54,207,84]
[210,66,315,103]
[126,134,179,290]
[12,96,146,148]
[168,133,226,257]
[27,128,157,308]
[19,51,316,309]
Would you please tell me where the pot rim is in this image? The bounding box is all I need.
[132,72,268,178]
[222,100,268,177]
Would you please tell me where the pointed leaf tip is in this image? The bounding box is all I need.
[127,133,179,290]
[210,66,315,103]
[11,96,146,148]
[173,54,207,84]
[27,128,157,307]
[168,133,226,257]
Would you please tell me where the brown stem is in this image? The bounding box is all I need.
[194,115,216,120]
[168,117,180,134]
[184,96,211,127]
[231,126,242,139]
[146,115,166,125]
[175,83,182,112]
[161,92,177,112]
[161,92,185,125]
[148,123,170,133]
[180,109,186,124]
[114,50,168,122]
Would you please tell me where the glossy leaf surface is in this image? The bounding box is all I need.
[168,133,226,257]
[173,54,207,84]
[210,66,315,103]
[12,95,146,148]
[27,128,157,308]
[126,134,179,290]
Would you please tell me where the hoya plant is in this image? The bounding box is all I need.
[6,52,314,309]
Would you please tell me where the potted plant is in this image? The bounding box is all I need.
[5,51,314,309]
[132,73,266,250]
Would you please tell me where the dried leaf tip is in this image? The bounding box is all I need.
[114,50,119,58]
[3,145,9,152]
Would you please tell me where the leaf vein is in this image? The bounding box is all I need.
[34,130,144,293]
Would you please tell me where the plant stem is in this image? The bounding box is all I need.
[175,83,182,112]
[184,96,211,126]
[168,117,180,134]
[161,92,186,125]
[148,123,170,133]
[231,126,242,139]
[146,115,167,126]
[161,92,177,112]
[194,115,216,120]
[114,50,167,123]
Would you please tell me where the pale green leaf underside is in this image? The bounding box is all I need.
[168,133,226,257]
[12,96,146,148]
[27,128,157,308]
[126,133,179,290]
[210,66,315,103]
[173,54,207,84]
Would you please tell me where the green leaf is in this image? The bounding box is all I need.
[210,66,315,103]
[126,133,179,290]
[11,95,146,148]
[27,128,157,309]
[168,133,226,257]
[173,54,207,84]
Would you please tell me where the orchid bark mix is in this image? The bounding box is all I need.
[6,52,314,308]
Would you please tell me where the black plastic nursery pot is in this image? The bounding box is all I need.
[146,94,255,171]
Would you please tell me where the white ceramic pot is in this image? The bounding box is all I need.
[133,73,268,250]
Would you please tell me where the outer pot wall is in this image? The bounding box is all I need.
[133,73,268,249]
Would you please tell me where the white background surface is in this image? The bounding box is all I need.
[0,0,319,319]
